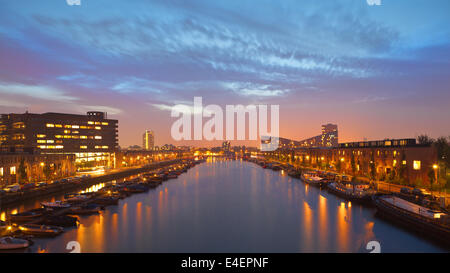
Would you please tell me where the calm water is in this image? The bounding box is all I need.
[4,158,448,253]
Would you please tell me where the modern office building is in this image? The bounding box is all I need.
[142,130,154,150]
[222,141,231,152]
[268,123,339,149]
[0,111,118,168]
[321,123,338,147]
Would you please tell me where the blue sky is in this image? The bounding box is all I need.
[0,0,449,147]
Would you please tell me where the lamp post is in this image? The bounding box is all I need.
[433,164,439,198]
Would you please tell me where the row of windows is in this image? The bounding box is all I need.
[46,123,103,130]
[37,145,64,149]
[80,145,108,149]
[37,136,102,142]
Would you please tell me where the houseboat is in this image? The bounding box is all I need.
[373,195,450,246]
[327,181,375,204]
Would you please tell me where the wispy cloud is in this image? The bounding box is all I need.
[223,82,289,97]
[0,82,78,102]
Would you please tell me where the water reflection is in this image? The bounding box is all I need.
[3,158,446,253]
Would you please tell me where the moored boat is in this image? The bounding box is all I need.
[40,215,78,227]
[373,195,450,246]
[18,224,64,237]
[9,209,45,223]
[67,204,101,215]
[301,172,325,187]
[64,194,90,204]
[41,201,71,209]
[0,237,30,250]
[327,181,375,204]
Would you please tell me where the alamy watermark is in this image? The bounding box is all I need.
[170,97,279,151]
[66,0,81,6]
[366,0,381,6]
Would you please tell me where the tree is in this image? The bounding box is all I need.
[301,155,306,167]
[43,163,53,181]
[417,134,435,145]
[398,152,408,185]
[428,167,435,191]
[351,153,357,176]
[335,159,342,173]
[18,158,28,183]
[370,152,377,180]
[434,137,449,168]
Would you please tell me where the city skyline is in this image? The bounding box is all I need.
[1,0,450,148]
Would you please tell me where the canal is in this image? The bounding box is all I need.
[4,158,448,253]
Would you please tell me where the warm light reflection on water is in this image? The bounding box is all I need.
[5,158,446,253]
[80,183,106,194]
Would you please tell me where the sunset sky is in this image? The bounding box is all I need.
[0,0,449,148]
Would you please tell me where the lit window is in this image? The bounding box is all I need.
[393,160,397,167]
[46,124,55,128]
[72,125,79,129]
[13,122,25,129]
[36,134,46,138]
[64,125,72,128]
[0,167,3,176]
[101,122,109,126]
[80,146,87,149]
[55,124,62,128]
[413,160,421,170]
[64,130,71,134]
[37,140,46,143]
[102,146,108,149]
[55,135,63,139]
[95,126,101,130]
[10,166,16,175]
[80,136,87,139]
[95,136,102,139]
[55,145,64,149]
[88,121,94,125]
[46,140,54,143]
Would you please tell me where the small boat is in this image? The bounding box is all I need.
[167,173,178,179]
[18,224,63,237]
[67,204,102,215]
[271,165,282,171]
[327,182,375,204]
[0,237,30,250]
[373,195,450,246]
[41,201,71,209]
[122,185,147,193]
[9,209,45,223]
[65,194,90,204]
[41,215,78,227]
[301,173,325,187]
[93,196,120,206]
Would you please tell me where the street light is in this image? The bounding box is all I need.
[433,164,439,198]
